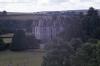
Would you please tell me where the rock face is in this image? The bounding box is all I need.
[32,15,64,41]
[31,12,81,42]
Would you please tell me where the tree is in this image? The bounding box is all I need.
[70,38,83,51]
[10,30,27,51]
[2,11,7,16]
[72,39,100,66]
[82,7,100,40]
[42,38,74,66]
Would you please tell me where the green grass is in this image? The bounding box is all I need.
[0,49,44,66]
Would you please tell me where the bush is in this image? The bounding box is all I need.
[26,35,40,49]
[0,38,7,51]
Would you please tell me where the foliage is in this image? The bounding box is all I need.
[42,38,75,66]
[82,7,100,40]
[70,38,83,51]
[26,35,40,49]
[72,39,100,66]
[0,38,8,51]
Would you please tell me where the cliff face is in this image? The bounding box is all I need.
[31,12,81,42]
[32,15,64,41]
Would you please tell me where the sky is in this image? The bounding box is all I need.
[0,0,99,12]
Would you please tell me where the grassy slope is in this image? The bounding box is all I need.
[0,49,44,66]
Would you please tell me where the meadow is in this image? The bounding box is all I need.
[0,49,44,66]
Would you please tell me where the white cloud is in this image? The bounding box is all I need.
[0,0,99,12]
[49,0,69,4]
[0,0,36,3]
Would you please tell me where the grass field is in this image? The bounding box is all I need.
[0,49,44,66]
[0,34,45,66]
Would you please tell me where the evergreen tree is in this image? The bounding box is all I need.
[10,30,27,51]
[82,7,100,40]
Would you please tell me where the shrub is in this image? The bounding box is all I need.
[0,38,7,51]
[26,35,40,49]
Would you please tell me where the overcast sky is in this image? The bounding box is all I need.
[0,0,99,12]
